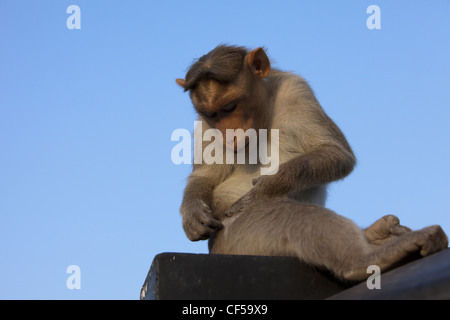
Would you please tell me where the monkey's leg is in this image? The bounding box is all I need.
[212,198,448,282]
[212,198,373,279]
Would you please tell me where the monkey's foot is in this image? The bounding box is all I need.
[343,225,448,281]
[404,225,448,257]
[365,215,412,245]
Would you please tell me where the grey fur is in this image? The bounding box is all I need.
[178,45,448,281]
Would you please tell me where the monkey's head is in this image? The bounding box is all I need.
[176,45,271,152]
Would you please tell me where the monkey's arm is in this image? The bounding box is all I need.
[224,142,354,217]
[256,142,356,196]
[180,164,232,241]
[248,74,356,196]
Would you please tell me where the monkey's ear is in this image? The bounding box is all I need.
[246,47,271,78]
[175,78,186,88]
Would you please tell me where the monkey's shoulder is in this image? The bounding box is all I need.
[268,69,311,92]
[268,70,321,115]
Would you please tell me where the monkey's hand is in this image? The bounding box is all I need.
[224,175,282,217]
[224,175,279,217]
[223,190,258,218]
[365,215,412,245]
[223,177,268,217]
[180,200,223,241]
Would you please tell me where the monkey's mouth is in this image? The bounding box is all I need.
[234,141,250,154]
[225,136,250,153]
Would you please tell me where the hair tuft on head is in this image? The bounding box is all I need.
[183,44,248,91]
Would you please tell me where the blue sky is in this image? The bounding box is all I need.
[0,1,449,299]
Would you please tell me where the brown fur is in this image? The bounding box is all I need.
[176,44,448,281]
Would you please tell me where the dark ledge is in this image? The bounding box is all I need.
[140,252,350,300]
[140,249,450,300]
[328,248,450,300]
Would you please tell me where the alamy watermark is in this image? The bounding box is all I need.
[66,265,81,290]
[171,121,280,175]
[367,5,381,30]
[366,265,381,289]
[66,5,81,30]
[65,5,380,31]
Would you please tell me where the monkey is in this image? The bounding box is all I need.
[175,44,448,282]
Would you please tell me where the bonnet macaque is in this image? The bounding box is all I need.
[175,45,448,281]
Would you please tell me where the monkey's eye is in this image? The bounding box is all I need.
[203,111,218,119]
[222,102,237,113]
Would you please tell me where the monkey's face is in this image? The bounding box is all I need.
[176,46,272,152]
[191,79,256,152]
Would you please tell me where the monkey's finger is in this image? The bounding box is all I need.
[203,218,223,231]
[197,208,223,230]
[226,196,250,214]
[252,177,261,186]
[391,224,412,236]
[189,216,223,240]
[183,216,212,241]
[185,223,215,241]
[197,220,223,240]
[197,226,216,241]
[224,205,239,217]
